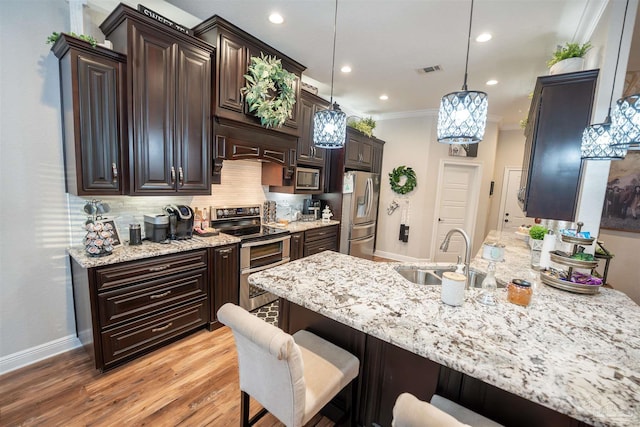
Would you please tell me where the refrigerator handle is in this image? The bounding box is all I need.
[366,177,373,218]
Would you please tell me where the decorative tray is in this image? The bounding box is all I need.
[549,251,598,269]
[560,234,595,245]
[540,271,601,294]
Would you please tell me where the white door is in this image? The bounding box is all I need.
[431,162,481,263]
[498,167,533,233]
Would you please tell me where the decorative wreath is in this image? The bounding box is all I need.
[389,166,417,195]
[242,53,296,128]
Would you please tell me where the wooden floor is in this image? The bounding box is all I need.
[0,327,333,426]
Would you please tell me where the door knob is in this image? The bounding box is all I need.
[438,218,443,222]
[505,213,510,216]
[505,219,509,222]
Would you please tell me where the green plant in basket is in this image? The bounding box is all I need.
[347,116,376,137]
[528,225,548,240]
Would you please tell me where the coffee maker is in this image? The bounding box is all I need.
[163,205,194,239]
[303,199,321,220]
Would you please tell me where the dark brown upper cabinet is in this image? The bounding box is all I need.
[101,4,214,195]
[345,128,374,171]
[52,34,127,196]
[297,90,330,166]
[193,16,305,138]
[519,69,598,221]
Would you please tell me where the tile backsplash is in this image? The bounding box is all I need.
[68,160,310,244]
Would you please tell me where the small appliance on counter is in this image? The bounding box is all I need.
[303,199,321,220]
[144,214,169,242]
[163,205,194,240]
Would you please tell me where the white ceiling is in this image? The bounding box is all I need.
[91,0,637,128]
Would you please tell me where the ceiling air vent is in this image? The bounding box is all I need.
[418,65,442,74]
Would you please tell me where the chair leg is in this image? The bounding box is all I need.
[241,390,269,427]
[241,391,251,427]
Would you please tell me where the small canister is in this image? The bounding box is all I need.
[507,279,533,307]
[441,272,466,306]
[129,223,142,245]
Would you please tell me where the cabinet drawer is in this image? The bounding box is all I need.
[95,250,207,291]
[101,299,207,368]
[304,225,338,243]
[98,268,207,328]
[304,237,338,257]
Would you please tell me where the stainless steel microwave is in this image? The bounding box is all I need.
[295,166,321,190]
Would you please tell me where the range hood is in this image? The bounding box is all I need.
[212,117,297,184]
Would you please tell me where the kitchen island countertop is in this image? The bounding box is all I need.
[249,236,640,426]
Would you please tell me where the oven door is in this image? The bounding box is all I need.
[240,235,290,311]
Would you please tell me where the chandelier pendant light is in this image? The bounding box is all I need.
[581,0,630,159]
[437,0,488,144]
[313,0,347,149]
[611,93,640,148]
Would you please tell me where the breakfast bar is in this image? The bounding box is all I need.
[249,234,640,427]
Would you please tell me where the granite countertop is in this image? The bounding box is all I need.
[271,219,340,233]
[67,221,339,268]
[249,235,640,426]
[68,234,241,268]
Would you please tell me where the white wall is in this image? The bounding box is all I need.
[486,129,527,232]
[0,0,76,368]
[374,113,498,261]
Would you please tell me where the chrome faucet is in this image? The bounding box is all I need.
[439,228,472,276]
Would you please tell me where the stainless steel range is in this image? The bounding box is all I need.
[210,205,290,311]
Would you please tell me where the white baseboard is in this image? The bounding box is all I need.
[374,250,431,263]
[0,334,82,375]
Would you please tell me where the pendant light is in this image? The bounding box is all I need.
[580,0,630,160]
[437,0,488,144]
[313,0,347,149]
[611,93,640,148]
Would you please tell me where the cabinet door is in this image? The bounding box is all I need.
[130,24,176,193]
[218,32,246,114]
[520,70,598,220]
[175,43,211,193]
[372,140,384,175]
[63,46,125,196]
[290,232,305,261]
[360,140,373,169]
[297,92,328,166]
[212,245,240,326]
[345,135,363,167]
[283,74,301,130]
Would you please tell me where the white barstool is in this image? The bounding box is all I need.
[392,392,503,427]
[217,303,359,427]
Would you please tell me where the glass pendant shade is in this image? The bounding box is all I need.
[610,94,640,147]
[581,120,627,160]
[437,90,488,144]
[313,108,347,149]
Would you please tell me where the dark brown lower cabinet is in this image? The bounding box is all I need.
[71,250,209,371]
[280,301,592,427]
[209,244,240,330]
[303,225,339,257]
[290,232,305,261]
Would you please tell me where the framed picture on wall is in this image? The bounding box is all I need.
[448,143,478,158]
[600,150,640,233]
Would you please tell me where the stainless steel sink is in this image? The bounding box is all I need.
[394,265,502,288]
[393,265,456,285]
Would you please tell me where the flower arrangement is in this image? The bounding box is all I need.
[46,32,98,48]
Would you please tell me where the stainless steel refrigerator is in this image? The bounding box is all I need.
[340,171,380,260]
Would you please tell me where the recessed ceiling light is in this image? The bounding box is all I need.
[379,95,389,100]
[341,65,352,73]
[476,33,492,42]
[486,79,498,86]
[269,13,284,24]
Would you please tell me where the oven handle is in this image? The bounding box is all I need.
[241,235,291,248]
[242,258,290,275]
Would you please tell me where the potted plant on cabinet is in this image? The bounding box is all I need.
[547,42,592,75]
